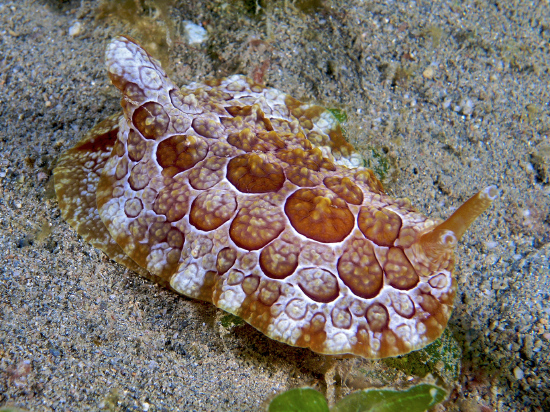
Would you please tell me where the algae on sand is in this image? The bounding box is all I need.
[382,329,462,385]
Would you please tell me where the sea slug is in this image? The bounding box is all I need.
[54,36,497,359]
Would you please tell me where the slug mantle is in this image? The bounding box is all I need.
[54,36,497,359]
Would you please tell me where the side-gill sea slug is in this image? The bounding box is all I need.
[54,36,497,359]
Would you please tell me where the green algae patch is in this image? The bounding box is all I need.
[220,313,245,328]
[327,108,348,124]
[327,107,393,181]
[382,329,461,385]
[327,108,350,142]
[366,147,391,182]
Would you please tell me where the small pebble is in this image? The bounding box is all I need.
[458,399,481,412]
[183,21,208,44]
[68,21,83,37]
[37,171,48,182]
[485,253,498,265]
[422,66,435,79]
[460,98,475,115]
[513,366,524,380]
[522,335,534,359]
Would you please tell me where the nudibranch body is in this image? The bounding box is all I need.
[54,36,497,359]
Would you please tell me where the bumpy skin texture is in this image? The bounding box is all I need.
[54,36,496,359]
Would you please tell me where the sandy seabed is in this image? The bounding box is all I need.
[0,0,549,410]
